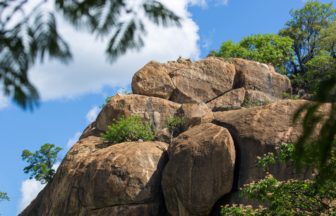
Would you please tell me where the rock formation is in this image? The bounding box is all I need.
[20,57,328,216]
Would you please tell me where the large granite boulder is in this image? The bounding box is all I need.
[161,57,236,104]
[131,61,176,100]
[162,123,236,216]
[96,94,181,133]
[19,134,170,216]
[206,88,245,111]
[233,58,291,99]
[208,100,331,213]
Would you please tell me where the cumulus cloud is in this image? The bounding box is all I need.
[17,163,60,214]
[17,0,201,103]
[86,106,100,123]
[0,93,10,110]
[67,131,82,149]
[17,179,45,213]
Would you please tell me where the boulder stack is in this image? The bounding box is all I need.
[21,57,328,216]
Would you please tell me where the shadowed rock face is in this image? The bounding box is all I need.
[160,57,236,104]
[19,135,170,216]
[162,123,236,216]
[233,58,292,99]
[132,61,176,100]
[209,100,331,212]
[96,94,181,133]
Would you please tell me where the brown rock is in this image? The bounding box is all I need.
[210,100,331,209]
[162,123,236,216]
[155,128,171,144]
[206,88,245,111]
[245,90,280,106]
[96,94,181,133]
[131,61,176,100]
[233,58,292,99]
[161,57,236,104]
[79,120,104,141]
[19,137,169,216]
[175,103,212,132]
[187,112,214,129]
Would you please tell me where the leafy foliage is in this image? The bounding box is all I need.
[0,191,9,203]
[0,191,9,216]
[100,115,155,144]
[215,33,294,69]
[278,0,336,77]
[1,0,181,111]
[293,75,336,184]
[165,116,184,143]
[221,143,336,216]
[21,143,63,184]
[99,88,132,109]
[281,92,300,100]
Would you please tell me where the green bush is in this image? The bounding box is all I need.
[100,115,155,144]
[165,116,184,143]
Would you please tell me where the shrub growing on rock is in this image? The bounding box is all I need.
[221,142,336,216]
[100,115,155,144]
[165,116,184,143]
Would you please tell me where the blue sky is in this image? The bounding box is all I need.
[0,0,334,215]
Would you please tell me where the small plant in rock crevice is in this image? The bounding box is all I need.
[100,115,155,144]
[281,92,300,100]
[165,116,184,143]
[242,96,274,108]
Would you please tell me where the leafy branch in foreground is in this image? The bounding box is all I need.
[100,115,155,144]
[221,143,336,216]
[0,191,9,203]
[1,0,181,111]
[22,143,63,184]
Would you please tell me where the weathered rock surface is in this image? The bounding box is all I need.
[233,58,292,99]
[131,61,176,100]
[175,103,212,132]
[161,57,236,104]
[155,128,171,144]
[245,90,280,106]
[206,88,245,111]
[96,94,181,133]
[162,123,236,216]
[19,136,170,216]
[209,100,331,210]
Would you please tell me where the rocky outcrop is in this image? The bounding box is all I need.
[19,136,170,216]
[162,123,236,216]
[233,58,291,99]
[131,61,176,100]
[161,57,236,104]
[96,94,181,133]
[206,88,245,111]
[21,57,308,216]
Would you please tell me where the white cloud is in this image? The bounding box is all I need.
[0,92,10,110]
[220,0,229,5]
[17,163,61,213]
[23,0,201,103]
[67,132,82,149]
[202,28,216,50]
[18,179,45,213]
[86,106,100,123]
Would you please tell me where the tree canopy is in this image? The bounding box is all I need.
[278,0,336,77]
[212,33,294,70]
[21,143,63,184]
[0,0,181,111]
